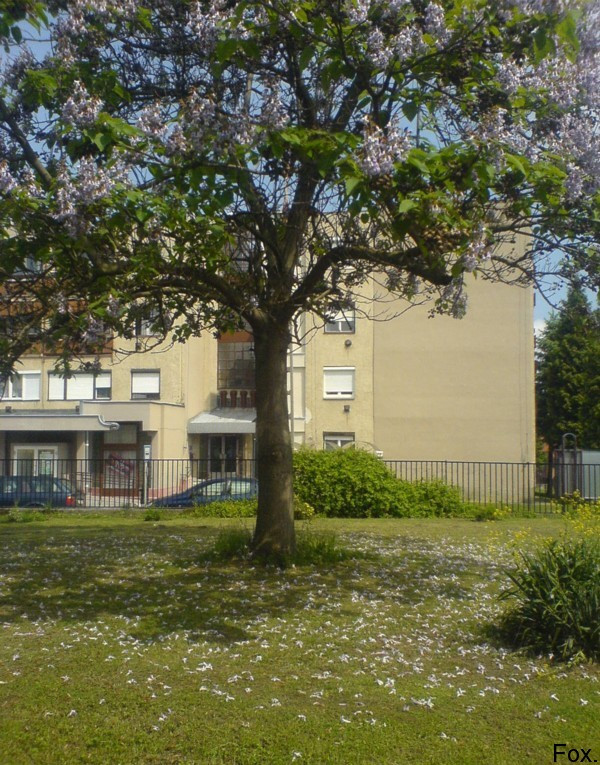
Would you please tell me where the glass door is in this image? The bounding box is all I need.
[12,445,58,477]
[208,436,239,476]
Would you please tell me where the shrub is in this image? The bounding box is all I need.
[144,508,162,522]
[410,479,467,517]
[293,497,315,520]
[5,508,46,523]
[498,536,600,661]
[293,448,470,518]
[293,448,415,518]
[469,504,514,522]
[184,498,258,518]
[211,526,253,560]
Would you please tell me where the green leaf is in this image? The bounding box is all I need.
[556,12,580,56]
[407,153,429,175]
[215,37,239,63]
[20,70,58,106]
[344,176,362,196]
[11,24,22,43]
[533,26,554,63]
[506,154,528,177]
[299,45,314,70]
[402,101,418,122]
[398,199,417,214]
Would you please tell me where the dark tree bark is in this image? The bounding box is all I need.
[251,317,295,558]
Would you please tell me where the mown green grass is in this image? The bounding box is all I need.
[1,516,598,764]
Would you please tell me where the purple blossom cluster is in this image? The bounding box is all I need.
[461,227,492,273]
[345,0,370,25]
[61,81,103,128]
[1,49,35,90]
[186,0,229,53]
[259,81,289,131]
[0,161,17,195]
[424,2,450,46]
[435,280,468,319]
[54,158,129,236]
[137,103,168,141]
[359,122,411,177]
[367,27,394,68]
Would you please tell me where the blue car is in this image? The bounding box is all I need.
[0,475,77,508]
[152,477,258,508]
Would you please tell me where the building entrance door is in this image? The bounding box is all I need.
[208,436,239,475]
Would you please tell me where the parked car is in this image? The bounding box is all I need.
[152,477,258,508]
[0,475,77,508]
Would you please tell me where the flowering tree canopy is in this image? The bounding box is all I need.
[1,0,599,554]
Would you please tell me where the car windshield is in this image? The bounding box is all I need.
[229,480,255,495]
[194,481,226,498]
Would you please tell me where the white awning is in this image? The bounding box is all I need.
[0,413,120,432]
[188,408,256,434]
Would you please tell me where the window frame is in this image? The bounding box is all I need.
[48,371,112,401]
[323,432,356,451]
[0,371,41,401]
[130,370,161,400]
[324,306,355,334]
[323,367,355,399]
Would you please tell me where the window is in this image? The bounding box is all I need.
[131,370,160,400]
[323,367,355,399]
[324,433,355,451]
[325,306,355,333]
[135,308,160,337]
[48,372,112,401]
[217,342,255,389]
[0,372,40,401]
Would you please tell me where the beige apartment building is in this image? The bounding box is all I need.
[0,274,535,484]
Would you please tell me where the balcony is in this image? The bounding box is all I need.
[218,389,256,408]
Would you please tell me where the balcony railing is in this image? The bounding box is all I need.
[218,389,256,408]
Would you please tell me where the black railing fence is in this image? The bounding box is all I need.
[0,457,598,510]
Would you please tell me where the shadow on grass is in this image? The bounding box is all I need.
[0,522,500,644]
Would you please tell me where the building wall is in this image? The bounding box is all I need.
[1,331,217,461]
[2,280,535,464]
[372,277,535,462]
[303,288,375,451]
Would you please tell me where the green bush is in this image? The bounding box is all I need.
[184,498,258,518]
[293,448,469,518]
[293,497,316,520]
[468,504,514,522]
[498,537,600,661]
[182,497,315,520]
[4,508,47,523]
[144,508,162,522]
[211,526,253,560]
[293,448,414,518]
[410,479,467,517]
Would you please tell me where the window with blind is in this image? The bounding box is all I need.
[324,306,355,333]
[323,367,355,399]
[131,370,160,400]
[0,372,41,401]
[48,372,112,401]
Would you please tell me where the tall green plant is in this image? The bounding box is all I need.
[498,537,600,661]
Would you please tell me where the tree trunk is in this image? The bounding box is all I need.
[251,319,296,558]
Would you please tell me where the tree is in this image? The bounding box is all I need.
[1,0,599,556]
[536,285,600,456]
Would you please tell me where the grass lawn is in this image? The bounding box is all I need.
[1,514,598,764]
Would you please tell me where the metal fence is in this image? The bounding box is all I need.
[1,457,598,510]
[384,460,600,512]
